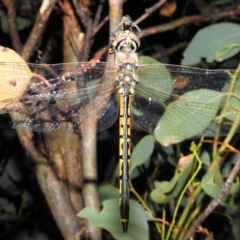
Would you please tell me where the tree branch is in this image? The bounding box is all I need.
[15,129,88,240]
[183,159,240,240]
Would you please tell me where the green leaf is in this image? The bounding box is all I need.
[21,189,33,207]
[201,164,224,199]
[130,135,155,174]
[137,56,174,103]
[220,79,240,122]
[222,97,240,122]
[153,171,179,194]
[139,56,160,64]
[0,14,31,33]
[9,230,51,240]
[224,194,239,215]
[182,23,240,65]
[154,89,222,146]
[0,9,9,33]
[230,183,240,198]
[232,218,240,240]
[199,151,211,166]
[151,154,194,204]
[189,141,197,152]
[77,199,149,240]
[0,160,21,196]
[195,191,205,206]
[99,184,119,202]
[16,17,31,31]
[0,198,16,219]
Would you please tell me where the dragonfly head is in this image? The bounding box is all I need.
[111,30,140,53]
[110,16,141,56]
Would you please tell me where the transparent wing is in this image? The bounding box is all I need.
[133,64,240,145]
[0,62,119,134]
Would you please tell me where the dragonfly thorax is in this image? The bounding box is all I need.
[115,51,139,65]
[117,63,138,95]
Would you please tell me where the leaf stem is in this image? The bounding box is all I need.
[166,143,202,240]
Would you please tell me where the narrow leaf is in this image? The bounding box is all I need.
[151,154,194,204]
[130,135,155,173]
[201,164,224,200]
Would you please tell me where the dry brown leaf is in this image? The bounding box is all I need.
[178,154,193,169]
[159,0,177,17]
[0,46,32,109]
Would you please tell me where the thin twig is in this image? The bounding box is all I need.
[142,8,240,37]
[151,41,189,59]
[71,0,89,27]
[135,0,167,25]
[83,21,93,61]
[92,0,128,38]
[2,0,22,53]
[71,0,93,60]
[62,0,84,61]
[21,0,59,61]
[183,159,240,240]
[92,15,109,37]
[93,0,106,29]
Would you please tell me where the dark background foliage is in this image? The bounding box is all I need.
[0,0,240,239]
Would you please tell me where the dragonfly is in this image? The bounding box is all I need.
[1,15,240,232]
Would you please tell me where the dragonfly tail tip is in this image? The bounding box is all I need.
[122,221,128,233]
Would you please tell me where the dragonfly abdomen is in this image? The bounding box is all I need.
[118,85,132,233]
